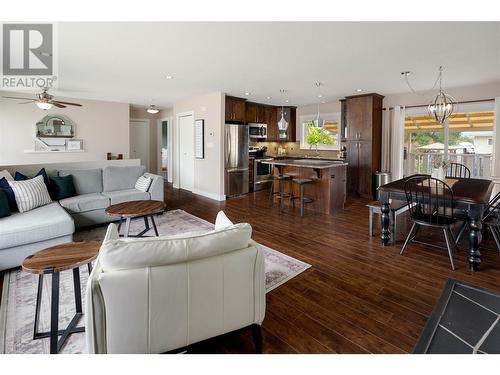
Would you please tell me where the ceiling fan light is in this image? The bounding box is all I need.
[36,101,53,110]
[146,105,159,114]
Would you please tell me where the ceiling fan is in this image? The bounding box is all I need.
[3,88,83,110]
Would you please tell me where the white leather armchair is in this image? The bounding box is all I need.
[85,212,266,354]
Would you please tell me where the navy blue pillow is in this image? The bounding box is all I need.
[15,168,50,188]
[0,177,18,212]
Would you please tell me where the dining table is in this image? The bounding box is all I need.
[378,175,494,271]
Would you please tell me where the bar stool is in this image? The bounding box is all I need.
[291,178,315,216]
[269,174,292,211]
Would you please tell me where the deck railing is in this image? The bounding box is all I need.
[404,152,492,179]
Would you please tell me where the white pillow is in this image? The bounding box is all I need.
[135,175,152,192]
[0,170,13,181]
[8,175,52,213]
[215,211,234,230]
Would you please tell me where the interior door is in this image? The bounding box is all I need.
[178,114,195,191]
[130,120,150,172]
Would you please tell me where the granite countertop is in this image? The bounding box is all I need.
[262,159,348,169]
[269,155,346,162]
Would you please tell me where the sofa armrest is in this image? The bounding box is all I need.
[144,173,164,201]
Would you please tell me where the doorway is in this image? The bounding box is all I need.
[177,113,195,191]
[159,120,169,180]
[130,119,150,172]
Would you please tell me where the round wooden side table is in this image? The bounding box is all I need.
[22,241,100,354]
[105,200,166,238]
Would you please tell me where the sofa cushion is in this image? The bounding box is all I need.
[50,175,77,200]
[58,168,103,195]
[103,166,145,192]
[0,202,74,250]
[103,189,150,205]
[59,193,110,214]
[99,222,253,271]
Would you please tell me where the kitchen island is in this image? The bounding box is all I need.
[263,159,348,215]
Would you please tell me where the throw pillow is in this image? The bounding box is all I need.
[15,168,51,189]
[135,175,152,192]
[0,189,11,218]
[8,175,52,213]
[215,211,234,230]
[50,175,77,200]
[0,169,13,181]
[0,177,18,211]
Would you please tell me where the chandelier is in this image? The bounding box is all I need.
[428,66,456,124]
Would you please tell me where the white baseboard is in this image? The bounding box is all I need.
[192,189,226,201]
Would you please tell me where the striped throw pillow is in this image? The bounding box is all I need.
[8,175,52,213]
[135,175,152,192]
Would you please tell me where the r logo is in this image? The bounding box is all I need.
[2,24,53,76]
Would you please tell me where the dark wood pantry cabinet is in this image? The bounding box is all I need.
[342,93,384,199]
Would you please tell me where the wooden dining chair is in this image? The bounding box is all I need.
[401,176,459,270]
[446,162,471,179]
[477,192,500,253]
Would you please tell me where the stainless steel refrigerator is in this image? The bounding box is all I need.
[225,123,249,197]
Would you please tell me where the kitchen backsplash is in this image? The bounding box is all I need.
[251,141,342,158]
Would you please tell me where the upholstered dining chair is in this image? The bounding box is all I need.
[401,176,459,270]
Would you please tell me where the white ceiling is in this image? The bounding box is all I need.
[45,22,500,108]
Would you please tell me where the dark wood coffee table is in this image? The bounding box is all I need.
[22,241,100,354]
[105,200,166,238]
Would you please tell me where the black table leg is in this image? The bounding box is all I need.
[50,272,60,354]
[468,207,483,271]
[33,274,43,340]
[73,268,82,313]
[117,217,123,234]
[151,215,159,236]
[87,262,93,275]
[381,200,391,246]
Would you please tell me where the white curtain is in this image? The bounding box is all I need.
[381,109,391,172]
[490,97,500,198]
[390,106,405,181]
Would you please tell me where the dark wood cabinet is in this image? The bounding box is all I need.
[226,95,296,142]
[343,93,384,199]
[265,106,278,141]
[245,102,266,124]
[225,96,246,122]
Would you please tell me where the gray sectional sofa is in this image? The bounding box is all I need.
[0,165,164,270]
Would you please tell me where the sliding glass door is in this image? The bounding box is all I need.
[403,102,495,179]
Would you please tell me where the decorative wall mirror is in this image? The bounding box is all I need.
[36,114,75,138]
[34,114,79,152]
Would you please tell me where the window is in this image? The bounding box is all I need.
[299,112,340,151]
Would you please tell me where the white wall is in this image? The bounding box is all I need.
[172,92,225,201]
[0,91,130,165]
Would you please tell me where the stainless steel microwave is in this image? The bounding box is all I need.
[248,123,267,139]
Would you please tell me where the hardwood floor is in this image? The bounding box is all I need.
[1,183,499,354]
[164,184,500,354]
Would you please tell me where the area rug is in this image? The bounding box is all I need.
[0,209,310,354]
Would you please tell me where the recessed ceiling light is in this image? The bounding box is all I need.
[356,88,364,92]
[245,92,250,96]
[285,99,289,103]
[321,101,326,104]
[266,96,272,100]
[318,94,323,98]
[165,75,173,79]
